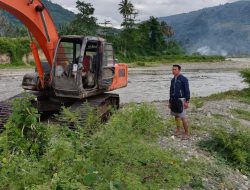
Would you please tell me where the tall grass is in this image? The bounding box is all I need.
[0,97,200,189]
[118,54,225,66]
[241,69,250,86]
[199,125,250,175]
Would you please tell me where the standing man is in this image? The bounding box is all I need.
[169,65,190,139]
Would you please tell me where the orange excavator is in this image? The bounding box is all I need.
[0,0,128,127]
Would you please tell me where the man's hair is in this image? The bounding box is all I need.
[173,64,181,70]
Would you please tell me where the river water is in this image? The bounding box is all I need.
[0,60,249,103]
[114,66,248,104]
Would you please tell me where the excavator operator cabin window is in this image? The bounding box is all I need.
[55,41,81,77]
[103,43,114,67]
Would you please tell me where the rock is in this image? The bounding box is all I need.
[171,135,175,140]
[242,175,248,180]
[0,53,11,65]
[207,112,212,118]
[241,185,248,190]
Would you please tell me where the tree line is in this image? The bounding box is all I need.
[0,0,184,61]
[60,0,183,61]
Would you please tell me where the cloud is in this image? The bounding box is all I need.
[50,0,239,27]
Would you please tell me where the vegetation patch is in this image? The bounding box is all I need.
[232,109,250,121]
[199,88,250,104]
[241,69,250,87]
[199,125,250,175]
[0,97,204,189]
[191,98,204,109]
[122,55,225,67]
[0,37,30,65]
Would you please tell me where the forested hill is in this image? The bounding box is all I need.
[159,0,250,56]
[1,0,75,26]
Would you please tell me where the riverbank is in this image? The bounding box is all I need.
[0,64,34,69]
[120,55,225,67]
[152,88,250,189]
[128,58,250,71]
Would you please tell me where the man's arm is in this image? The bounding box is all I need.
[169,79,174,100]
[169,79,174,108]
[183,77,190,102]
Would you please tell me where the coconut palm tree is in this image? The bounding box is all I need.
[118,0,134,28]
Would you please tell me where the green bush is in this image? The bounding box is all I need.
[87,104,191,189]
[0,99,199,189]
[241,69,250,86]
[232,109,250,121]
[1,94,48,157]
[118,54,225,66]
[0,95,96,189]
[0,37,30,65]
[199,126,250,175]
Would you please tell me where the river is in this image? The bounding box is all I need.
[114,59,250,103]
[115,69,247,103]
[0,59,249,103]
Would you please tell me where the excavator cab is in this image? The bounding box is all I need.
[52,36,117,99]
[0,0,128,126]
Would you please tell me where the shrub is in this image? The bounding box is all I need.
[1,94,48,157]
[87,104,192,189]
[0,37,30,65]
[0,100,199,189]
[0,95,91,189]
[241,69,250,86]
[199,126,250,175]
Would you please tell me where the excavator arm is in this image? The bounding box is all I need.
[0,0,59,87]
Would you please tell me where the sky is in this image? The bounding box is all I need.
[50,0,239,27]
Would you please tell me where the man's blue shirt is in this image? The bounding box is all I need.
[170,74,190,101]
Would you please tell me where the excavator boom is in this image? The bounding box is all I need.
[0,1,128,128]
[0,0,59,87]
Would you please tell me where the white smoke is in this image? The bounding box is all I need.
[196,46,228,56]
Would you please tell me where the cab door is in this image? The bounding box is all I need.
[98,42,115,89]
[52,39,83,98]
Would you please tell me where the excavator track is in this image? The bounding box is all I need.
[56,93,120,128]
[0,93,120,130]
[0,93,27,130]
[0,102,11,131]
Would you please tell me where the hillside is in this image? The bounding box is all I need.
[159,0,250,56]
[1,0,75,27]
